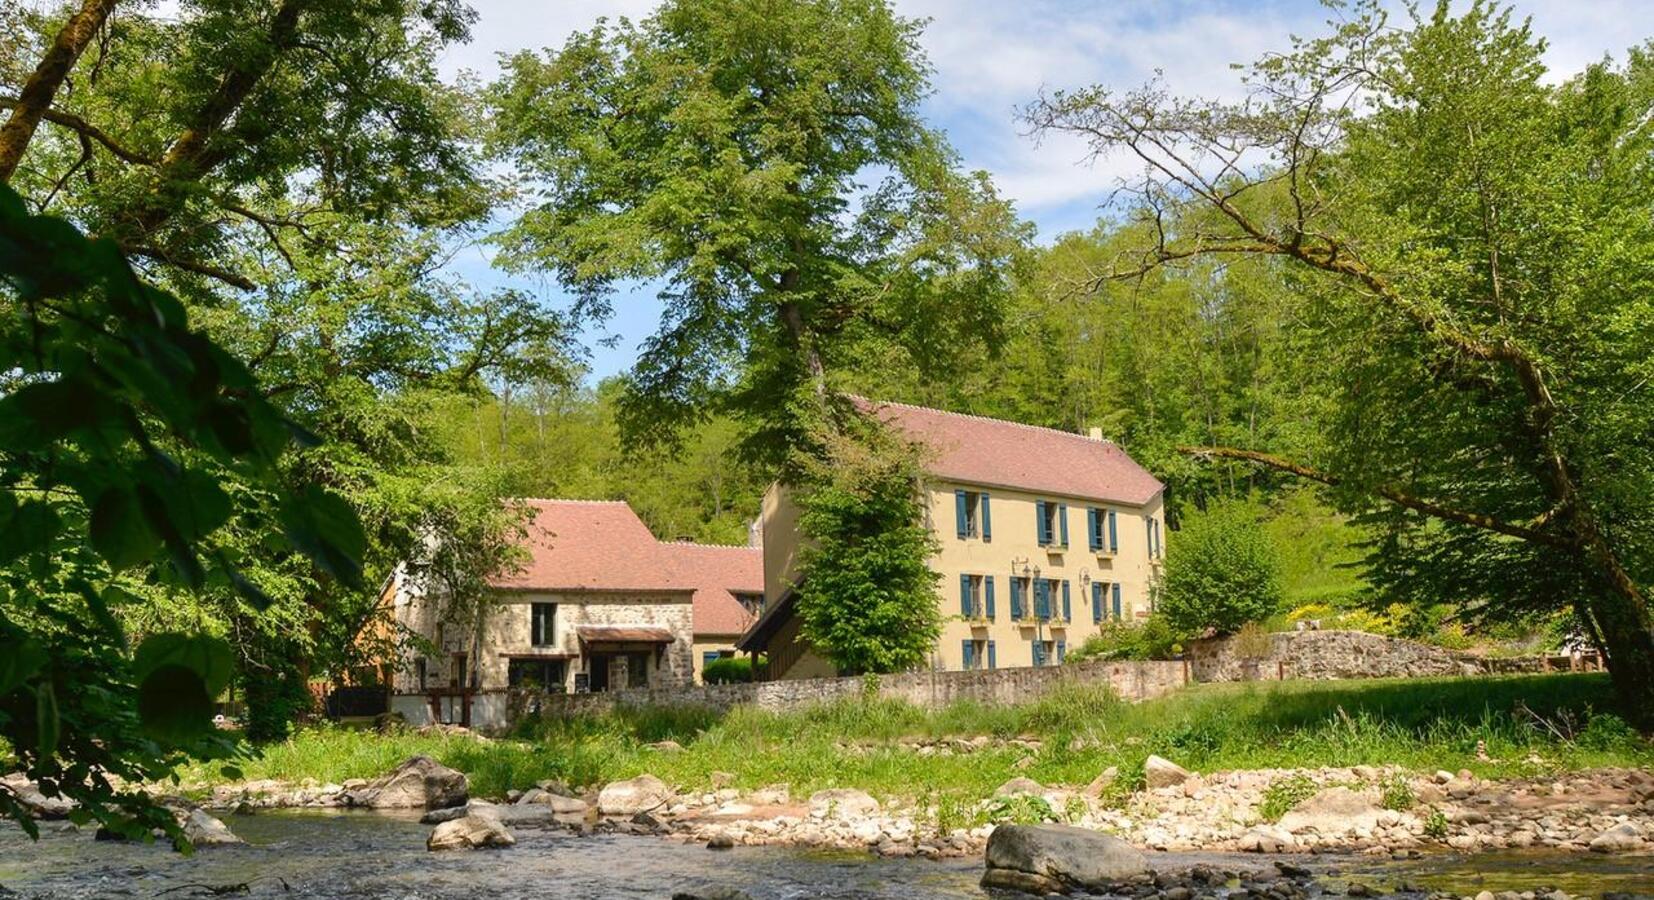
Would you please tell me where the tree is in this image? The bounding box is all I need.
[0,183,364,840]
[1,0,572,735]
[791,424,940,674]
[1158,501,1285,637]
[488,0,1027,464]
[1026,1,1654,724]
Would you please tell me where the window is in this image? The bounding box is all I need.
[1036,500,1068,548]
[958,574,995,620]
[733,592,765,616]
[1146,517,1163,559]
[954,490,992,541]
[702,650,723,668]
[508,658,567,691]
[414,657,427,690]
[626,652,649,689]
[1032,640,1053,667]
[1009,576,1030,619]
[1089,507,1118,554]
[449,652,467,688]
[530,602,557,647]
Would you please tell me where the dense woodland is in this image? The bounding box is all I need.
[1,0,1651,838]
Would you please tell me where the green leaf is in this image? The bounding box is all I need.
[280,486,367,588]
[35,682,59,758]
[161,468,233,543]
[137,664,214,744]
[133,633,233,698]
[0,636,48,696]
[219,765,243,780]
[90,486,162,571]
[0,497,59,565]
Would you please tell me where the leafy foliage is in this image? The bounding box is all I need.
[488,0,1027,462]
[0,183,363,840]
[1257,773,1318,823]
[1159,501,1285,637]
[792,423,941,674]
[702,657,755,684]
[1066,616,1183,662]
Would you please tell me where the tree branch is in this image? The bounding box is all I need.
[1177,444,1575,549]
[0,0,121,181]
[0,99,158,166]
[123,244,256,290]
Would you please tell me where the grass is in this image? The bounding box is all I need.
[179,673,1651,806]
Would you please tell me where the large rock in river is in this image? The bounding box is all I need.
[179,807,244,847]
[1,774,75,819]
[427,810,515,851]
[352,756,468,810]
[598,774,672,816]
[981,823,1149,895]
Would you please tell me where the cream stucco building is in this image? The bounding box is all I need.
[741,401,1165,679]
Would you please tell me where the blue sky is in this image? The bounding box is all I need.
[437,0,1643,381]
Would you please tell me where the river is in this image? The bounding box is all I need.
[1,811,1650,899]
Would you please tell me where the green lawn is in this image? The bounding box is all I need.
[182,673,1650,805]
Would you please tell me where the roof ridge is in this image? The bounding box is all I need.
[860,397,1116,446]
[666,540,759,552]
[512,497,632,505]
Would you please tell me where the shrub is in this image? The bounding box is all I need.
[1257,773,1317,822]
[1066,615,1182,662]
[1422,806,1450,840]
[702,657,754,684]
[1379,774,1416,811]
[1577,713,1640,751]
[984,794,1058,824]
[1159,500,1285,636]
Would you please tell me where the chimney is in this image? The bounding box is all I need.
[1087,426,1104,441]
[747,518,763,548]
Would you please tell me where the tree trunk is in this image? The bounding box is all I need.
[0,0,120,182]
[1584,589,1654,731]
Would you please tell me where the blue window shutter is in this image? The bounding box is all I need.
[955,490,968,538]
[1087,508,1100,550]
[984,575,996,619]
[962,640,974,670]
[1112,583,1123,619]
[1108,509,1119,553]
[1061,580,1071,621]
[1035,500,1048,545]
[1092,582,1103,622]
[1010,578,1024,619]
[1033,642,1047,667]
[1057,639,1066,663]
[1035,580,1050,619]
[987,640,997,669]
[960,574,973,617]
[1058,503,1069,547]
[981,493,992,541]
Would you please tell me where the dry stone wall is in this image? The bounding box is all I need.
[1184,629,1568,682]
[514,658,1189,720]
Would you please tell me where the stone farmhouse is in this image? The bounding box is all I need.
[386,499,761,727]
[740,400,1166,680]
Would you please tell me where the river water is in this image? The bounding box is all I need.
[1,811,1650,899]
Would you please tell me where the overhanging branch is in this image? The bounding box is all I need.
[1177,445,1575,549]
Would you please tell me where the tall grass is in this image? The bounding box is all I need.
[181,674,1650,803]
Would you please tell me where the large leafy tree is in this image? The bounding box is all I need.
[1027,1,1654,724]
[1,0,569,734]
[488,0,1028,463]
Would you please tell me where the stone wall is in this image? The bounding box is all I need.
[1184,629,1587,683]
[512,657,1190,720]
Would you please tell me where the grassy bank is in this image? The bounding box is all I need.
[181,673,1651,803]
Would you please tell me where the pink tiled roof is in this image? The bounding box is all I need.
[488,499,762,638]
[489,499,684,592]
[858,399,1164,506]
[663,542,764,637]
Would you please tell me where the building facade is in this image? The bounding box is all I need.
[388,499,760,727]
[742,401,1165,679]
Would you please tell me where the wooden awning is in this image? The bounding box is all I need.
[575,625,675,644]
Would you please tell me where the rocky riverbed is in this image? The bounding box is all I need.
[194,759,1654,861]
